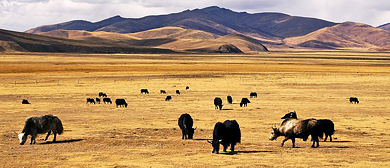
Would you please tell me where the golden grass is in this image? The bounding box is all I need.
[0,51,389,167]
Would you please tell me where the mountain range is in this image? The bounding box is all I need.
[1,6,390,53]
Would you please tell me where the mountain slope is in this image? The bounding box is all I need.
[378,23,390,31]
[285,22,390,50]
[26,6,336,39]
[0,28,173,53]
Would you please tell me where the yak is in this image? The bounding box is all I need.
[186,86,190,90]
[250,92,257,98]
[280,111,335,142]
[99,92,107,97]
[227,96,233,104]
[22,99,30,104]
[103,98,112,104]
[240,98,250,107]
[208,120,241,154]
[214,97,223,110]
[178,113,196,139]
[165,95,172,101]
[141,89,149,94]
[350,97,359,104]
[18,115,63,145]
[176,90,181,95]
[95,98,101,104]
[115,98,128,108]
[86,98,95,104]
[269,118,322,148]
[160,90,166,94]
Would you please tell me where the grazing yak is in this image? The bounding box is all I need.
[160,90,166,94]
[141,89,149,94]
[18,115,63,145]
[214,97,223,110]
[240,98,250,107]
[280,111,335,142]
[350,97,359,104]
[250,92,257,98]
[208,120,241,154]
[95,98,101,104]
[270,118,322,148]
[115,99,128,108]
[103,98,112,104]
[227,96,233,104]
[165,95,172,101]
[176,90,181,95]
[99,92,107,97]
[22,99,30,104]
[86,98,95,104]
[186,86,190,90]
[178,113,196,139]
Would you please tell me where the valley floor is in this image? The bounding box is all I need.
[0,51,389,167]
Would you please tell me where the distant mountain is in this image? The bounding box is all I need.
[285,22,390,50]
[378,23,390,31]
[0,28,173,53]
[26,6,336,39]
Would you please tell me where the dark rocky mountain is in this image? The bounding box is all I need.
[26,6,337,39]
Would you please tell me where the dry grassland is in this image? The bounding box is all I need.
[0,51,389,167]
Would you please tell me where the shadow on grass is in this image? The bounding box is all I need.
[219,150,273,155]
[222,109,234,111]
[327,140,352,143]
[40,138,84,145]
[193,138,212,141]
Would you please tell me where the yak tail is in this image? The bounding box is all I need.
[55,117,64,135]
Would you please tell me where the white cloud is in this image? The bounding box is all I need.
[0,0,389,32]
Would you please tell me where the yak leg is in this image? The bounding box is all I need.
[45,131,52,141]
[281,138,289,147]
[329,135,332,142]
[53,132,57,142]
[30,135,36,145]
[223,145,228,152]
[291,138,296,148]
[230,144,235,152]
[324,134,328,142]
[311,136,319,148]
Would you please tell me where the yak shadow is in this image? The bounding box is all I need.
[321,146,350,149]
[220,150,272,155]
[193,138,212,141]
[327,140,352,143]
[222,109,234,111]
[39,138,84,145]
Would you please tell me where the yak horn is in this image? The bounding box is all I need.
[194,126,197,130]
[207,140,212,144]
[13,131,18,135]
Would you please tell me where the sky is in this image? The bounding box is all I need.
[1,0,390,32]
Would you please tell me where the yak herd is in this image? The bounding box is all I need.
[18,85,359,154]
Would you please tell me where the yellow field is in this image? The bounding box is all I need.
[0,51,389,167]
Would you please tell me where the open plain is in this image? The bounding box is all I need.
[0,51,390,167]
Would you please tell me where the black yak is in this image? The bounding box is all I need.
[95,98,101,104]
[99,92,107,97]
[178,113,196,139]
[115,99,128,108]
[227,96,233,104]
[186,86,190,90]
[240,98,250,107]
[103,98,112,104]
[208,120,241,154]
[18,115,63,145]
[165,95,172,101]
[250,92,257,98]
[214,97,223,110]
[176,90,181,95]
[86,98,95,104]
[350,97,359,104]
[269,118,322,148]
[141,89,149,94]
[160,90,166,94]
[281,111,298,120]
[22,99,30,104]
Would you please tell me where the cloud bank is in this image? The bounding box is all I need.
[1,0,390,32]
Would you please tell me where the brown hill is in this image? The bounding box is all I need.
[378,23,390,31]
[26,6,336,40]
[285,22,390,50]
[0,28,173,53]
